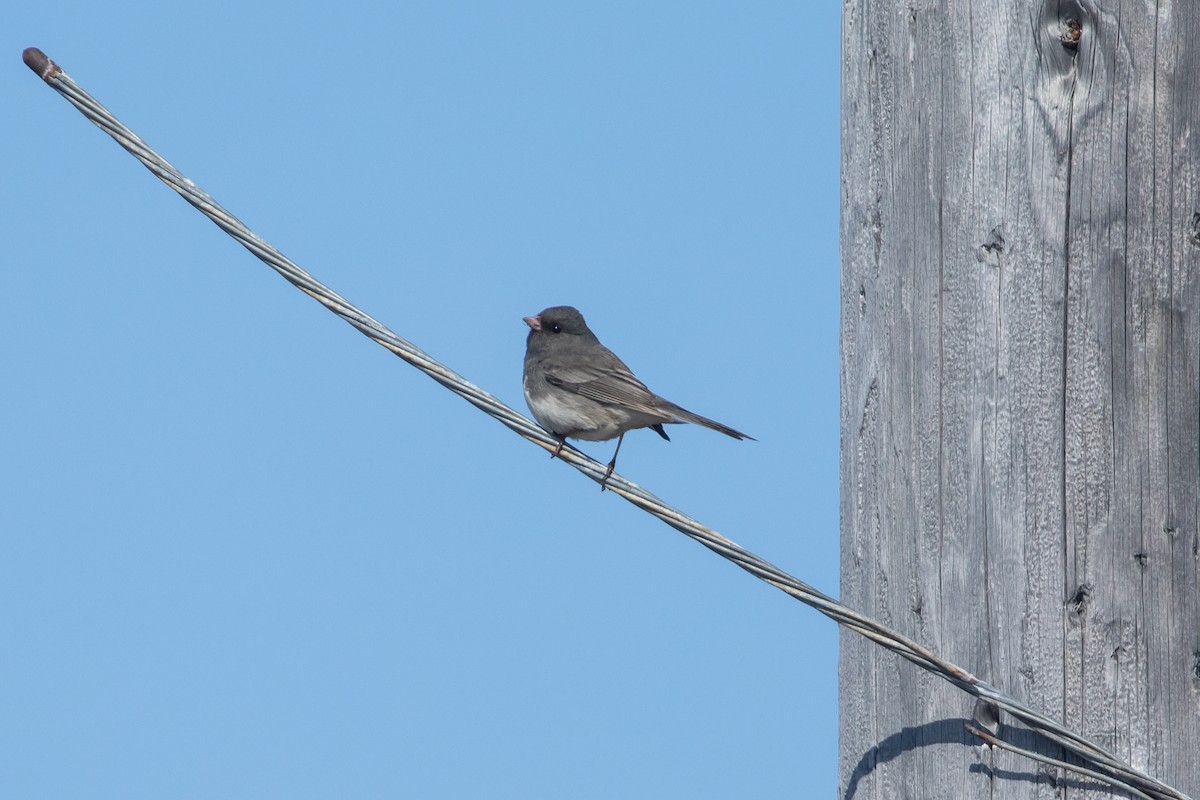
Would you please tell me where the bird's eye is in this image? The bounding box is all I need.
[550,324,562,333]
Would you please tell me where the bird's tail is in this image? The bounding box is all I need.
[662,402,754,441]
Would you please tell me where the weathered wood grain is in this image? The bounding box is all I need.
[840,1,1199,796]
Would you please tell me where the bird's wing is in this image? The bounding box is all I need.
[540,351,673,419]
[537,349,753,440]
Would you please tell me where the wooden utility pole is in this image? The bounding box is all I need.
[840,2,1199,797]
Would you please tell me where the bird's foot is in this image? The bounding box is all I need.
[600,459,616,491]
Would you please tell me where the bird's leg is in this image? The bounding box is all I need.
[550,435,566,459]
[601,433,625,491]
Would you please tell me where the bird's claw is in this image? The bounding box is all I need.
[600,461,616,491]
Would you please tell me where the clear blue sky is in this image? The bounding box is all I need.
[4,3,842,797]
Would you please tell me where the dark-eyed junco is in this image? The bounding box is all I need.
[522,306,752,487]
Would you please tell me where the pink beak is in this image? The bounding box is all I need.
[523,315,541,331]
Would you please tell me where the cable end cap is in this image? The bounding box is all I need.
[23,47,61,80]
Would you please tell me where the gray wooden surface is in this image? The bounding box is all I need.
[840,1,1199,797]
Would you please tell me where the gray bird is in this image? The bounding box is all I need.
[522,305,752,487]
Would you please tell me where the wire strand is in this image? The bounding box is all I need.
[22,47,1191,800]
